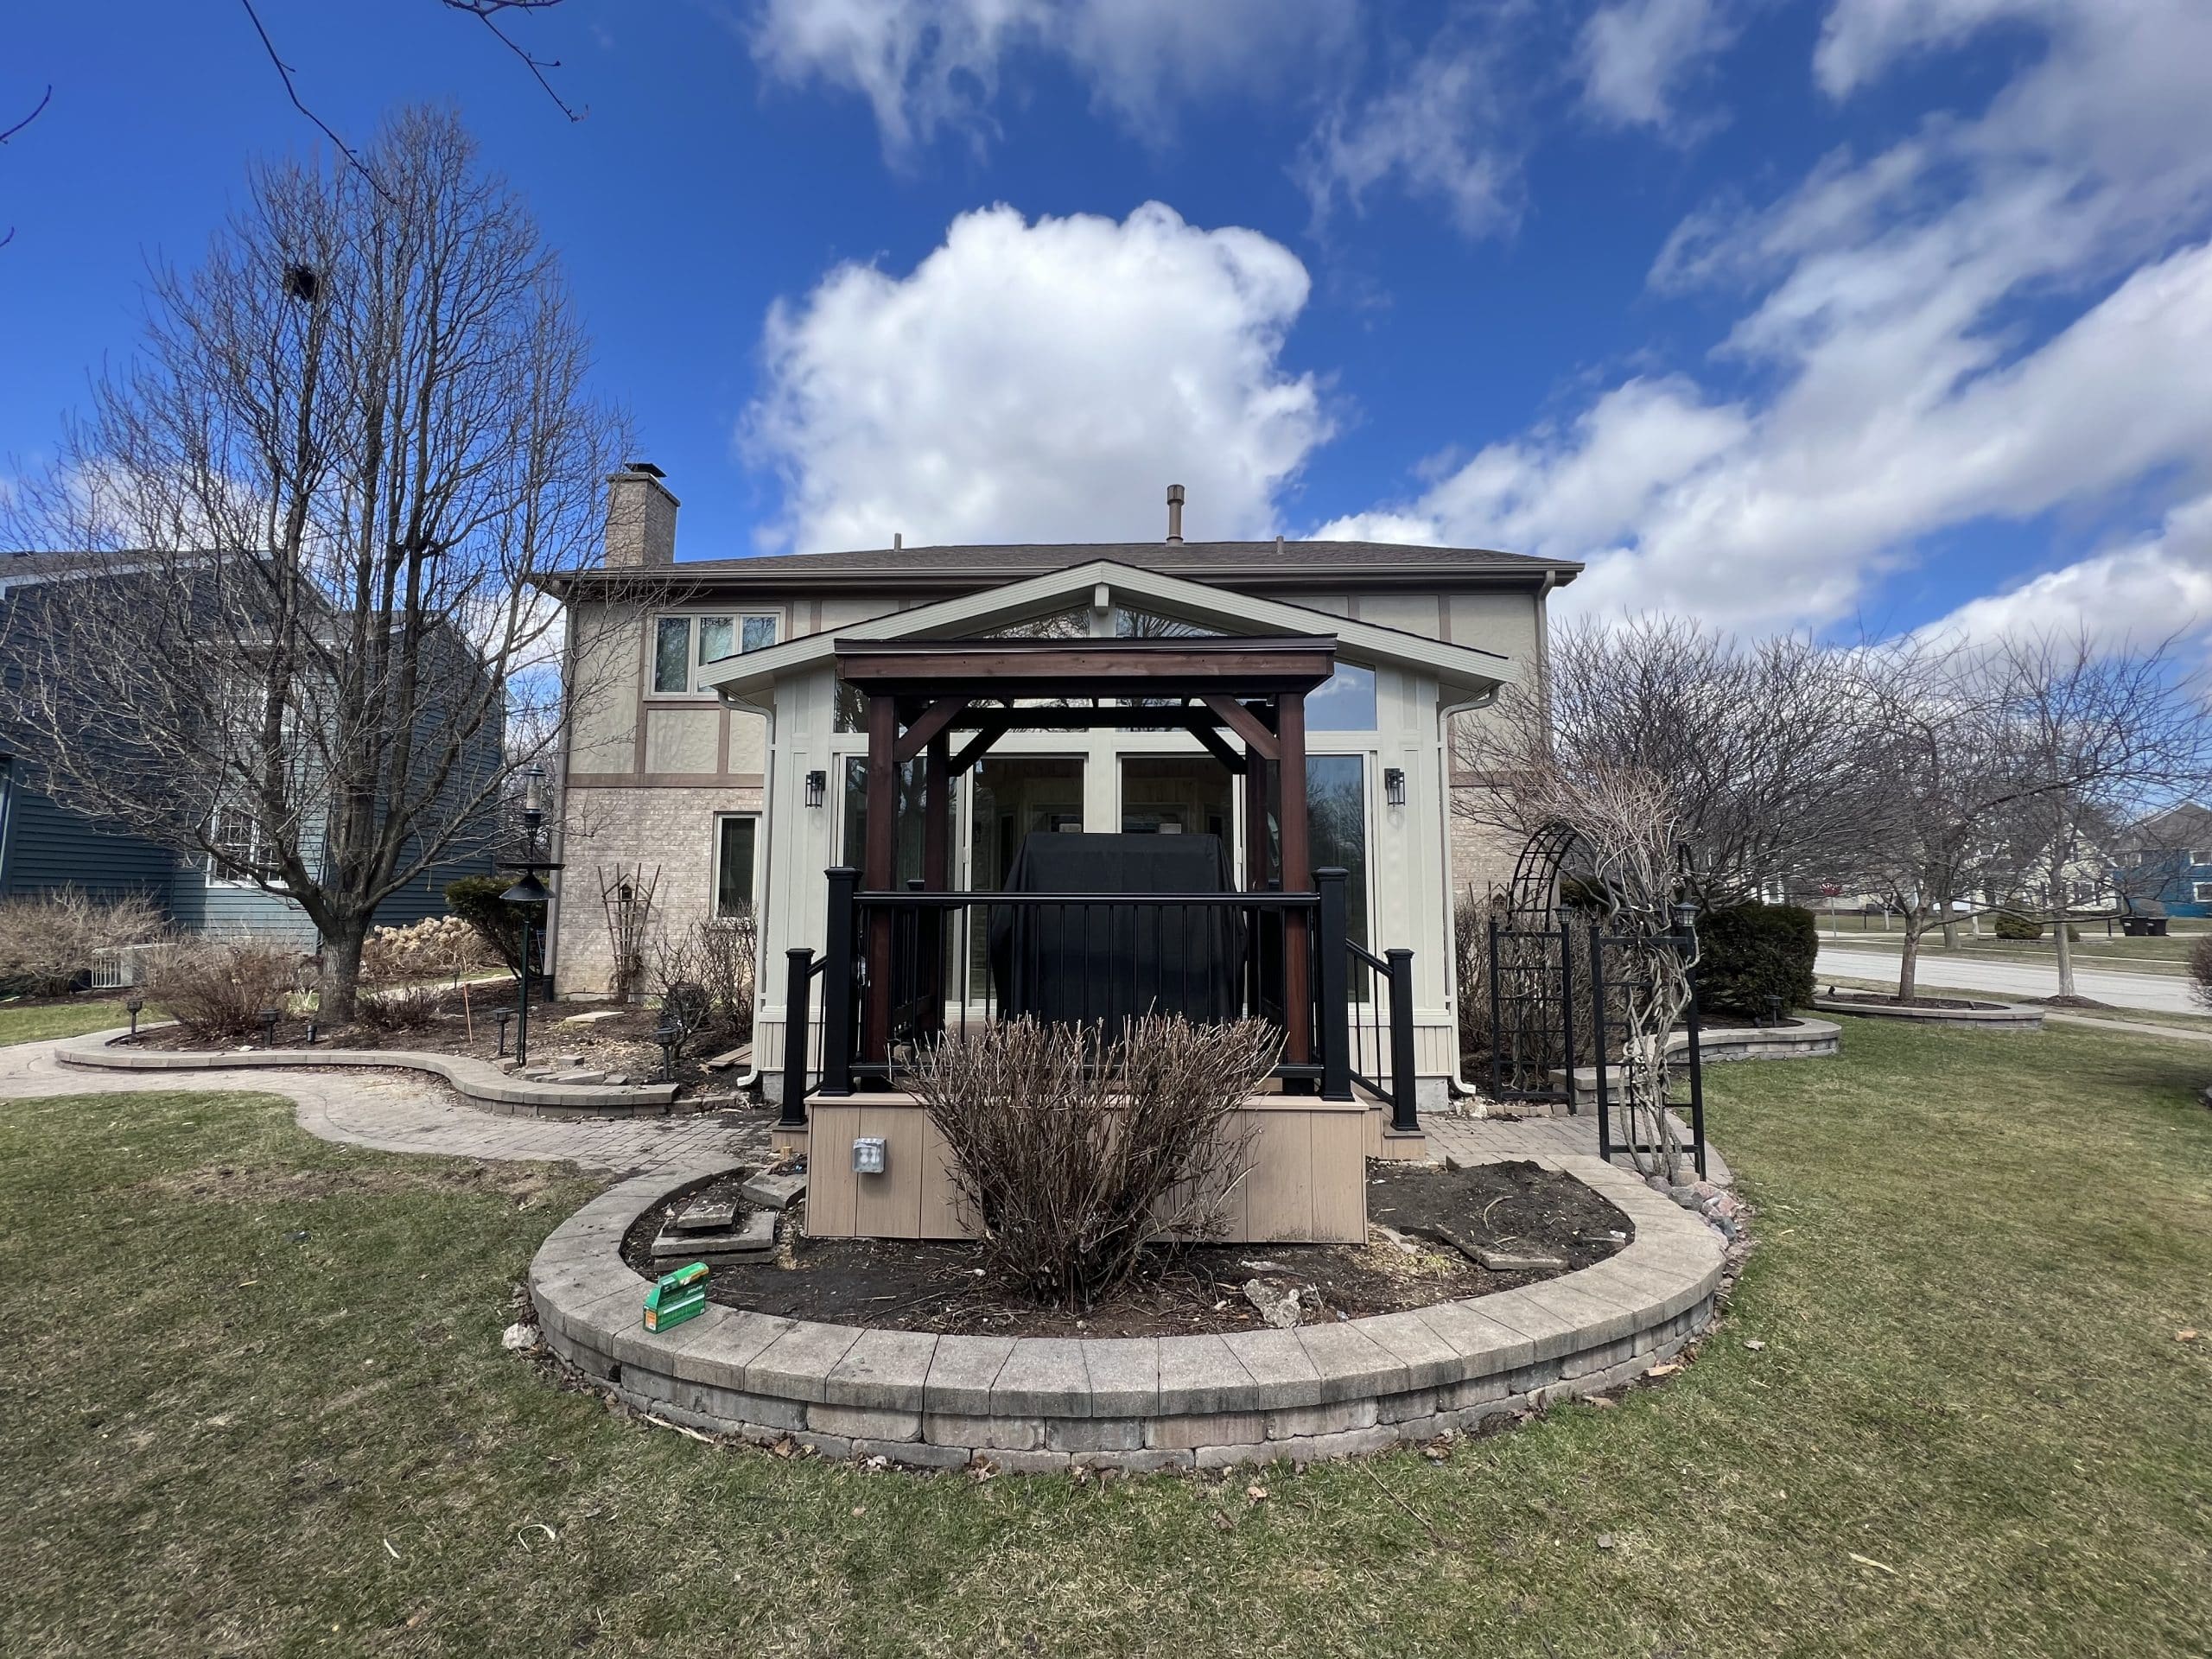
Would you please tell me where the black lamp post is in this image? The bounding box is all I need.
[124,995,145,1037]
[654,1018,682,1083]
[499,762,563,1066]
[493,1007,513,1058]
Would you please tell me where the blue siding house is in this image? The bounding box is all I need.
[0,553,500,944]
[2111,803,2212,920]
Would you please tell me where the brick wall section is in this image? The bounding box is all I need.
[555,784,761,995]
[531,1152,1726,1473]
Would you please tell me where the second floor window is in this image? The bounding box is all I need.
[653,613,779,695]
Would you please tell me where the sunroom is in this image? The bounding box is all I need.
[699,558,1513,1237]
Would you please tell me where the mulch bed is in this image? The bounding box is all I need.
[1821,990,2003,1011]
[124,993,747,1096]
[619,1160,1632,1339]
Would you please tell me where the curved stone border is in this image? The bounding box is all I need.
[54,1027,694,1115]
[1813,996,2044,1031]
[530,1154,1726,1473]
[1556,1018,1839,1110]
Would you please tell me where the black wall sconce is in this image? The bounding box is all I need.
[1383,766,1406,807]
[804,768,827,809]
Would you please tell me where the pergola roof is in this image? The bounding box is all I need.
[834,633,1338,702]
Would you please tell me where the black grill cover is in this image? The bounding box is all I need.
[988,832,1243,1028]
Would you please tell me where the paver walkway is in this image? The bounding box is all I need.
[0,1036,769,1174]
[3,1033,1732,1185]
[1427,1108,1734,1185]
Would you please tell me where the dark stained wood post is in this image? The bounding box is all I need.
[1243,744,1270,890]
[1276,689,1313,1070]
[861,690,897,1066]
[920,731,951,1036]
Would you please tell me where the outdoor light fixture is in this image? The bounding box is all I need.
[654,1019,682,1082]
[804,769,827,809]
[493,1008,513,1058]
[1671,899,1700,939]
[852,1136,888,1175]
[521,762,547,840]
[258,1007,281,1047]
[1383,766,1406,807]
[502,870,552,1066]
[124,995,144,1037]
[304,1018,319,1046]
[1764,994,1783,1029]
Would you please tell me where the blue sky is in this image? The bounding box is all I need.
[6,0,2211,642]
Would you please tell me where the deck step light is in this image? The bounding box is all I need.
[643,1262,709,1333]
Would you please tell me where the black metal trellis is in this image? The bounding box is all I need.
[1483,820,1588,1106]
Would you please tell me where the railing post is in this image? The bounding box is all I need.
[1487,913,1503,1099]
[819,866,858,1096]
[1386,946,1418,1133]
[1684,957,1707,1180]
[1590,925,1611,1163]
[779,946,814,1129]
[1316,868,1351,1100]
[1557,915,1577,1114]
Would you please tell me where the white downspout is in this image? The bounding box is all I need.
[1438,683,1499,1099]
[723,687,777,1093]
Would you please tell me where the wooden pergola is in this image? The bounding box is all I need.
[835,633,1339,1071]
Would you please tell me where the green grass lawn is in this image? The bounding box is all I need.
[0,997,139,1046]
[3,1023,2209,1656]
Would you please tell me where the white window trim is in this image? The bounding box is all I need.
[650,611,782,699]
[712,811,761,918]
[2193,880,2212,903]
[205,803,279,889]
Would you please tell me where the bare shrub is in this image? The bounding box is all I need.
[645,931,711,1063]
[148,938,305,1039]
[356,914,489,1030]
[1453,892,1493,1062]
[2190,934,2212,1013]
[692,909,757,1043]
[0,888,166,995]
[910,1015,1278,1308]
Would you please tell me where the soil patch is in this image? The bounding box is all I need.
[127,994,747,1098]
[1821,990,2004,1012]
[617,1160,1631,1338]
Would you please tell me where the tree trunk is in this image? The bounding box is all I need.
[320,921,368,1026]
[1941,914,1958,948]
[1898,915,1920,1001]
[2051,879,2075,998]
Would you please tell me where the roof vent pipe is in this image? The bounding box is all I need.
[893,532,903,550]
[1166,483,1185,543]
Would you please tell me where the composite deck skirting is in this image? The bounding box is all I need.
[530,1152,1726,1471]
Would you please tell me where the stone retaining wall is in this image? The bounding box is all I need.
[56,1029,691,1115]
[531,1153,1726,1472]
[1812,997,2043,1031]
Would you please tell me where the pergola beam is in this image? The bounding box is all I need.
[893,696,969,764]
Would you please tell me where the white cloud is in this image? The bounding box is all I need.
[744,0,1355,157]
[1929,493,2212,647]
[1296,23,1524,241]
[1577,0,1740,130]
[1334,0,2212,637]
[743,202,1331,552]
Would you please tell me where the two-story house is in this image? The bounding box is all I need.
[537,464,1579,1109]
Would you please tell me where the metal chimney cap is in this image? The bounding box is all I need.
[622,460,666,478]
[1166,484,1185,503]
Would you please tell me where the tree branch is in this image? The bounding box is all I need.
[237,0,397,205]
[0,82,54,248]
[442,0,587,123]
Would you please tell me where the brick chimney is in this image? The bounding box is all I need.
[604,461,678,568]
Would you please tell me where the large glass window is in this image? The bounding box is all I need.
[1121,756,1231,841]
[652,613,779,694]
[1263,755,1370,946]
[1306,662,1376,730]
[714,815,757,917]
[969,758,1085,890]
[840,757,938,885]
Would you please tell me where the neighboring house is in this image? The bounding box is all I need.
[0,551,502,944]
[2110,802,2212,918]
[537,465,1579,1108]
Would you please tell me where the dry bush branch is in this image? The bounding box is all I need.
[0,889,167,995]
[910,1016,1278,1309]
[147,938,306,1039]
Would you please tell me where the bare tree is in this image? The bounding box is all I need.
[2,107,627,1021]
[1460,615,1885,906]
[1993,631,2212,998]
[1847,637,2041,1000]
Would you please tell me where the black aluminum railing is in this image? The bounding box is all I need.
[776,865,1418,1132]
